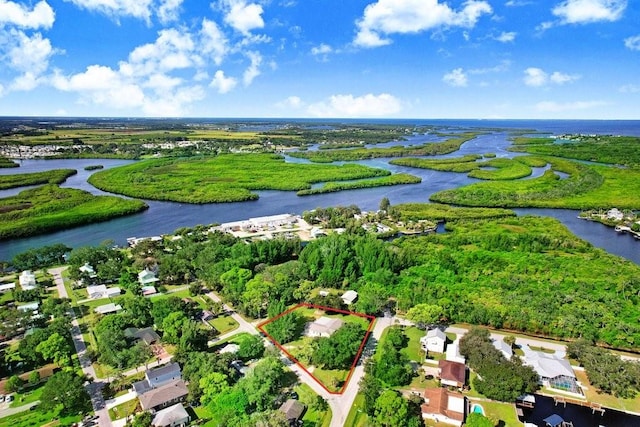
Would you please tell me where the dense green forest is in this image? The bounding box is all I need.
[50,208,640,351]
[287,132,481,162]
[510,135,640,166]
[0,169,77,190]
[431,156,640,210]
[0,155,18,168]
[296,173,421,196]
[0,185,148,239]
[390,156,537,180]
[88,153,401,203]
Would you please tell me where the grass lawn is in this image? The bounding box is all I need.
[574,370,640,413]
[208,315,239,335]
[478,400,521,426]
[9,384,44,408]
[311,367,349,393]
[0,406,82,427]
[294,383,332,427]
[192,406,216,426]
[343,393,368,427]
[402,326,426,362]
[107,398,139,421]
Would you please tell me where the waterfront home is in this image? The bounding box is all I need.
[79,263,97,278]
[305,316,344,338]
[341,290,358,305]
[19,270,36,290]
[94,303,123,315]
[520,345,580,394]
[438,360,467,388]
[421,328,446,354]
[606,208,624,221]
[151,402,190,427]
[421,387,466,426]
[139,269,160,286]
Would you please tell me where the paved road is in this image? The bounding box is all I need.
[49,267,113,427]
[0,400,40,418]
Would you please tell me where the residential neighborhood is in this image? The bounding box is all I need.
[1,227,639,427]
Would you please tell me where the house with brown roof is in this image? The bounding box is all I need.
[421,388,467,426]
[305,316,344,338]
[139,379,188,412]
[279,399,306,424]
[438,360,467,388]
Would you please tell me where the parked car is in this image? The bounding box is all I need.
[5,395,13,402]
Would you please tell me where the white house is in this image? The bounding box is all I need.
[341,290,358,305]
[0,283,16,293]
[420,328,446,354]
[606,208,624,221]
[86,285,121,300]
[17,301,39,312]
[139,269,160,286]
[445,338,466,364]
[520,344,579,393]
[19,270,36,290]
[492,338,513,360]
[94,303,123,315]
[152,403,190,427]
[79,263,97,278]
[305,317,344,338]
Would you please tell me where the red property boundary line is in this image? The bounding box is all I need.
[257,302,376,395]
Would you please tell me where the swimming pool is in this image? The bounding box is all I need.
[471,404,485,415]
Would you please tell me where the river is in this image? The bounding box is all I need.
[1,120,639,264]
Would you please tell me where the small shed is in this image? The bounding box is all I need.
[341,290,358,305]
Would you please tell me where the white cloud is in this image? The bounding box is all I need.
[550,71,579,84]
[220,0,264,35]
[66,0,155,23]
[624,35,640,51]
[0,83,4,97]
[443,68,468,87]
[354,0,492,48]
[210,70,237,93]
[535,100,608,112]
[50,28,210,115]
[552,0,626,24]
[524,68,548,87]
[200,19,228,65]
[311,43,332,56]
[307,93,401,118]
[495,31,516,42]
[524,67,579,86]
[243,51,262,86]
[0,0,55,29]
[157,0,183,23]
[277,95,303,109]
[9,31,54,74]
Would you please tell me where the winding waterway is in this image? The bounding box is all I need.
[1,120,639,264]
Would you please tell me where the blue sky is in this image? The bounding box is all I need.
[0,0,638,119]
